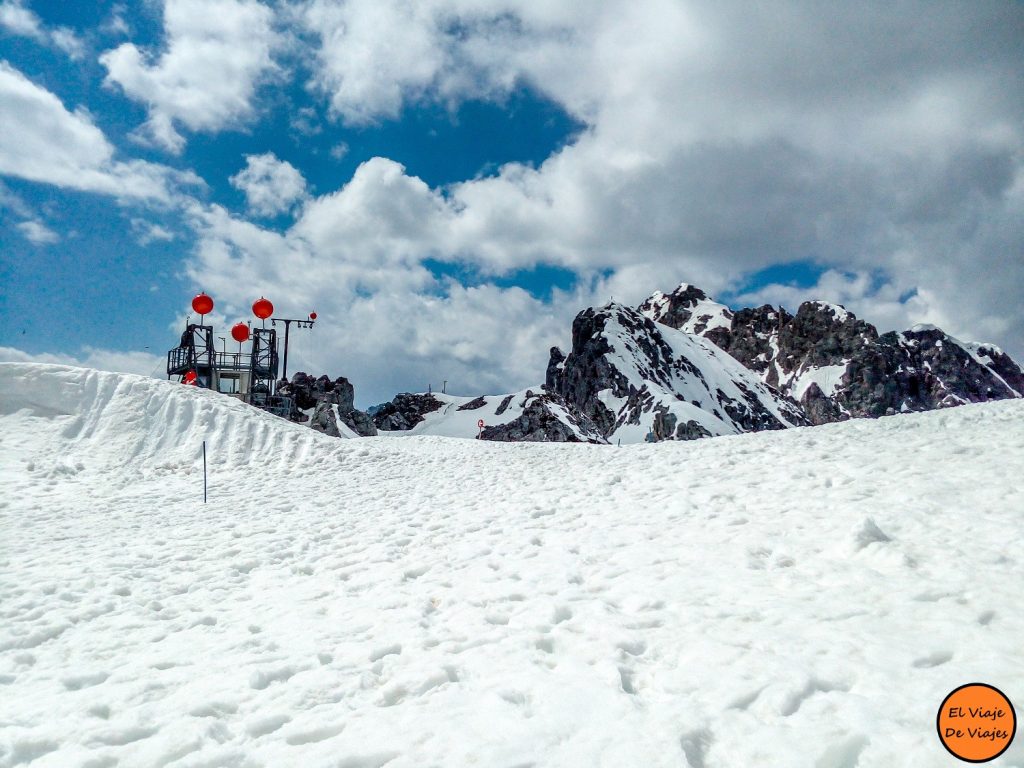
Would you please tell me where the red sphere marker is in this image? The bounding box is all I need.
[309,311,317,321]
[252,297,274,320]
[192,293,213,316]
[231,322,250,343]
[477,419,485,428]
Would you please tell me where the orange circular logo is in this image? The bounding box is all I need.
[937,683,1016,762]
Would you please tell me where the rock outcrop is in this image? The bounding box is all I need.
[275,372,377,436]
[479,391,605,443]
[372,393,444,431]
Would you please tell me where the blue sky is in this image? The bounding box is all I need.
[1,1,1022,405]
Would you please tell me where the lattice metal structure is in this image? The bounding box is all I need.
[167,324,215,388]
[166,322,293,418]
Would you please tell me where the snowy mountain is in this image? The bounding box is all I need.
[275,282,1023,444]
[640,283,1024,424]
[364,302,807,444]
[2,362,1022,767]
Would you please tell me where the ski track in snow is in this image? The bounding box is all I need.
[0,364,1022,768]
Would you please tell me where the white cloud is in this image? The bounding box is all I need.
[0,179,31,217]
[180,164,592,404]
[100,0,280,153]
[301,0,585,125]
[101,4,130,38]
[288,0,1024,360]
[230,153,307,217]
[0,346,165,378]
[50,26,85,59]
[0,0,86,59]
[0,0,42,39]
[16,219,59,244]
[0,62,192,201]
[131,218,176,246]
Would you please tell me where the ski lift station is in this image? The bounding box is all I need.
[166,293,316,417]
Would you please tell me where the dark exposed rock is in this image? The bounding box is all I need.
[974,343,1024,396]
[479,392,605,443]
[341,408,377,437]
[275,372,377,436]
[309,400,342,437]
[642,283,1024,425]
[651,408,676,441]
[545,347,566,392]
[544,307,632,437]
[676,419,713,441]
[494,394,515,416]
[801,383,846,424]
[372,393,444,431]
[272,282,1022,444]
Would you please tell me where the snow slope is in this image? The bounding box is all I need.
[1,363,1022,768]
[594,306,806,442]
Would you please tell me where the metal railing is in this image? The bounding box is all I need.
[167,347,277,377]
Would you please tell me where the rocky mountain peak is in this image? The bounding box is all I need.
[637,283,1023,425]
[638,283,733,336]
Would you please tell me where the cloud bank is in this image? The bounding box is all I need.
[3,0,1022,402]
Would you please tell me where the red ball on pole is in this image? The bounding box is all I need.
[309,311,317,320]
[231,322,250,343]
[192,293,214,315]
[252,297,274,320]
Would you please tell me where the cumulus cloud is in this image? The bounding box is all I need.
[131,218,176,246]
[101,4,130,38]
[284,0,1023,360]
[100,0,280,153]
[0,62,192,201]
[300,0,587,125]
[181,160,590,404]
[230,153,307,217]
[16,219,59,244]
[0,0,38,38]
[0,0,86,58]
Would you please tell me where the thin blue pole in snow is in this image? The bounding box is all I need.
[203,440,207,503]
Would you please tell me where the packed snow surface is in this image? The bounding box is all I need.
[1,363,1022,768]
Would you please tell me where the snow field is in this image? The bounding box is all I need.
[0,364,1022,767]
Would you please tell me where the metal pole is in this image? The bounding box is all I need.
[202,440,207,503]
[282,320,291,381]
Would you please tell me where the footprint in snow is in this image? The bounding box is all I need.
[912,650,953,668]
[369,644,401,662]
